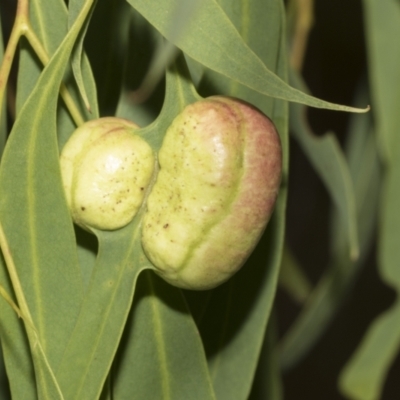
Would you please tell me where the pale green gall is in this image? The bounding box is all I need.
[142,96,282,290]
[60,117,154,231]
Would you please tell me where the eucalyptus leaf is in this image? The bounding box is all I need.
[339,302,400,400]
[126,0,366,112]
[113,272,216,400]
[249,316,283,400]
[18,0,98,146]
[0,256,36,400]
[0,15,36,400]
[55,222,149,400]
[362,0,400,163]
[68,0,96,113]
[0,1,95,397]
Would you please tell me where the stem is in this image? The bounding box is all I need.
[289,0,314,71]
[0,221,36,334]
[0,1,28,126]
[0,0,86,130]
[24,28,85,126]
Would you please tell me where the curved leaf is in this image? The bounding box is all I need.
[68,0,96,113]
[340,302,400,400]
[113,272,216,400]
[0,14,36,400]
[55,224,149,400]
[126,0,367,112]
[362,0,400,163]
[0,1,95,397]
[249,316,283,400]
[18,0,98,147]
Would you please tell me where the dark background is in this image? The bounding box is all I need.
[281,0,399,399]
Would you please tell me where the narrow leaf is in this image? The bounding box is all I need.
[362,0,400,163]
[55,221,148,399]
[0,1,95,396]
[126,0,367,112]
[339,302,400,400]
[249,316,283,400]
[18,0,98,142]
[0,257,37,400]
[68,0,95,112]
[113,272,216,400]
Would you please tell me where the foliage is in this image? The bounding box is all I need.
[0,0,397,399]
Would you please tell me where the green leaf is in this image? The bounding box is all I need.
[0,15,36,400]
[126,0,366,112]
[55,224,149,400]
[17,0,99,293]
[68,0,96,113]
[0,1,95,397]
[0,260,37,400]
[18,0,98,147]
[362,0,400,163]
[249,316,283,400]
[339,301,400,400]
[338,136,398,400]
[113,272,216,400]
